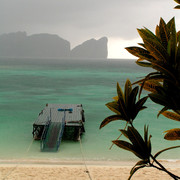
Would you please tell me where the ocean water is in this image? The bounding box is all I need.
[0,57,179,162]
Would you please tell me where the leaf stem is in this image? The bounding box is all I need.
[150,154,180,179]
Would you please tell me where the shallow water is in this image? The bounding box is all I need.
[0,58,179,161]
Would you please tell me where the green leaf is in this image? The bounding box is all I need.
[174,0,180,4]
[144,125,148,145]
[167,18,177,64]
[134,96,148,115]
[157,106,169,117]
[137,72,162,99]
[167,17,176,30]
[162,111,180,122]
[128,86,138,108]
[136,60,152,67]
[127,86,139,120]
[116,83,129,121]
[118,97,129,121]
[133,160,149,169]
[155,25,160,38]
[112,96,118,101]
[128,165,146,180]
[159,18,169,48]
[124,79,132,107]
[130,87,139,105]
[117,82,124,101]
[125,126,150,160]
[174,5,180,9]
[112,140,144,159]
[147,134,152,155]
[112,140,133,151]
[138,28,160,43]
[128,127,146,149]
[149,93,168,107]
[153,145,180,160]
[144,125,152,154]
[143,38,169,63]
[176,30,180,64]
[99,115,125,129]
[151,62,176,80]
[106,101,120,114]
[129,160,148,180]
[133,73,163,87]
[164,128,180,140]
[138,43,146,48]
[125,46,154,61]
[120,129,130,139]
[138,106,147,112]
[139,79,162,93]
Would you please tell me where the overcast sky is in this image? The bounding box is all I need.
[0,0,180,59]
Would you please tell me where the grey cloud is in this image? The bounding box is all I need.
[0,0,179,45]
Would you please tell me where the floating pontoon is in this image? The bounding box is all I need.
[32,104,85,152]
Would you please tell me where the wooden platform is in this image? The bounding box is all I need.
[32,104,85,151]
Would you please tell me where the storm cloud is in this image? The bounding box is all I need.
[0,0,180,58]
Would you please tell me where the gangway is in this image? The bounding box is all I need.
[32,104,85,152]
[41,108,71,152]
[41,121,64,151]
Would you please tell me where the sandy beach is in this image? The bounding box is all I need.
[0,160,180,180]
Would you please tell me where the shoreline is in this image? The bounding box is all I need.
[0,158,180,166]
[0,159,180,180]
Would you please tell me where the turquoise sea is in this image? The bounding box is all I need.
[0,58,179,161]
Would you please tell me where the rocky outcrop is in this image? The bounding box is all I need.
[26,33,70,58]
[70,37,108,59]
[0,32,70,58]
[0,32,108,59]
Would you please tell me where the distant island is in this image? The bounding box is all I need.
[0,32,108,59]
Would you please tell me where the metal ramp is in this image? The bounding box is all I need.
[40,108,67,152]
[41,121,65,152]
